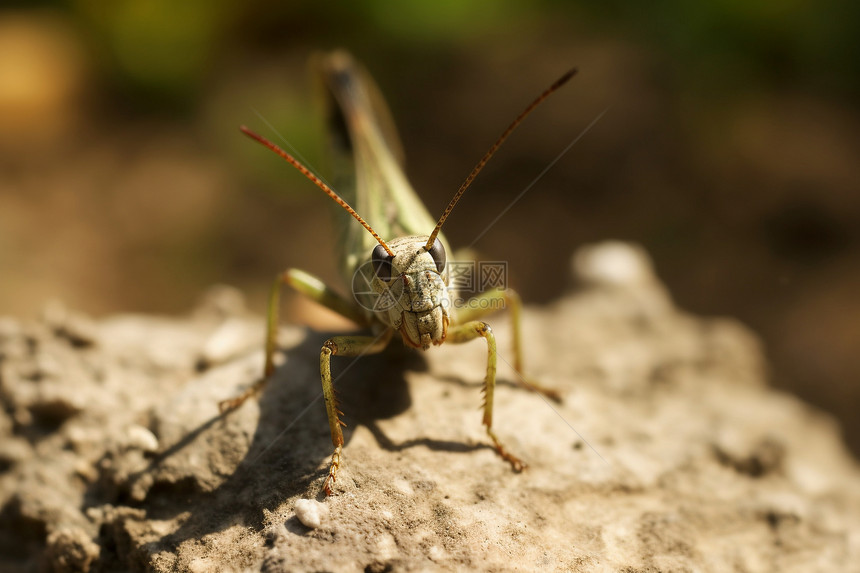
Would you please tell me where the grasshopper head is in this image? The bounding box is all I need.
[368,235,451,349]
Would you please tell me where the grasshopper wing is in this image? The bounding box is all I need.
[314,51,445,280]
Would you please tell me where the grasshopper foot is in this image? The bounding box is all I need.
[517,375,563,403]
[487,428,527,472]
[218,396,245,413]
[322,445,342,496]
[218,378,266,413]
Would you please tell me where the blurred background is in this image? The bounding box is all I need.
[0,1,857,454]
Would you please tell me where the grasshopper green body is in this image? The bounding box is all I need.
[321,54,453,349]
[227,51,572,495]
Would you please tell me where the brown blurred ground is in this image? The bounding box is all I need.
[0,4,858,455]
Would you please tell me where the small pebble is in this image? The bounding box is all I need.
[294,498,328,529]
[125,425,159,453]
[193,285,247,320]
[572,241,654,287]
[199,318,251,367]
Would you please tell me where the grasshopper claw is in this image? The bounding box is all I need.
[520,376,563,403]
[487,428,528,472]
[218,378,266,413]
[322,446,342,496]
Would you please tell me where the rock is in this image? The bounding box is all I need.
[0,243,857,572]
[45,528,100,573]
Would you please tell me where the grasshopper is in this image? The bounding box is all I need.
[223,51,573,495]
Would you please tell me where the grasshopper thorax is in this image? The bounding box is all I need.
[359,235,451,350]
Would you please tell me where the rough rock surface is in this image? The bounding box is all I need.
[0,243,858,572]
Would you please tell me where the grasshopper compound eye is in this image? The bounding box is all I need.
[426,237,446,274]
[372,243,394,281]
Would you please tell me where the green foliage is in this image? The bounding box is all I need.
[25,0,860,107]
[575,0,860,96]
[72,0,235,107]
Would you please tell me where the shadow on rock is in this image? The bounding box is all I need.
[118,329,424,560]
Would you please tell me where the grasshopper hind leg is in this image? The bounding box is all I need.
[218,269,368,413]
[217,271,286,413]
[218,266,392,496]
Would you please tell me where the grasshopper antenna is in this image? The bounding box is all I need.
[425,68,577,250]
[240,125,395,256]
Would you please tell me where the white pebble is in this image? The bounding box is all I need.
[295,498,328,529]
[125,425,159,453]
[200,318,250,366]
[572,241,655,287]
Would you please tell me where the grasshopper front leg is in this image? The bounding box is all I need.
[219,268,367,412]
[446,320,526,472]
[455,287,561,402]
[320,329,393,495]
